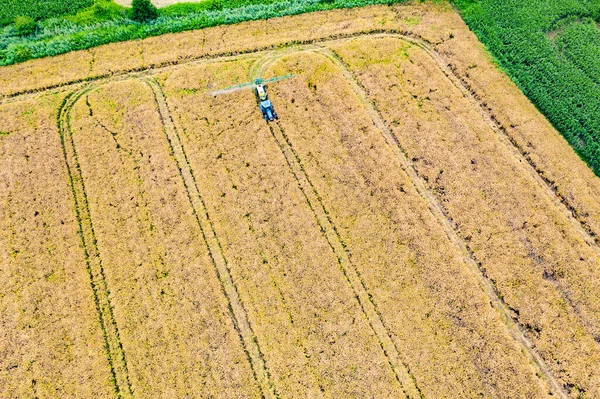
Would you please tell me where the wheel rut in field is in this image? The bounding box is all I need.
[268,121,422,399]
[144,77,278,399]
[10,30,598,256]
[57,89,134,399]
[39,30,600,399]
[317,48,569,399]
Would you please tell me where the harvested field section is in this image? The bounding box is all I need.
[332,36,600,395]
[436,31,600,245]
[159,61,407,398]
[0,96,114,397]
[68,80,261,398]
[267,50,551,397]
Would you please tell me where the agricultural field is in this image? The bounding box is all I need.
[454,0,600,174]
[2,2,600,399]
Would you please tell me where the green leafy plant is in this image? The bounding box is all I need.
[0,0,93,26]
[67,1,127,25]
[13,16,37,36]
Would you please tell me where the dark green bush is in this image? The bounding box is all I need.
[14,16,37,36]
[131,0,159,22]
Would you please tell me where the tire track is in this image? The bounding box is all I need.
[57,89,134,398]
[22,30,600,399]
[267,122,422,399]
[318,48,568,399]
[144,77,278,399]
[7,29,598,258]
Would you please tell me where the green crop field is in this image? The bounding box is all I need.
[0,0,94,25]
[454,0,600,175]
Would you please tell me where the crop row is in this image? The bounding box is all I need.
[0,0,92,26]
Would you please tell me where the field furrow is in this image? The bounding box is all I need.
[0,95,114,397]
[331,36,600,396]
[267,50,554,398]
[268,121,421,398]
[67,79,261,398]
[59,88,133,398]
[145,77,276,399]
[159,60,409,398]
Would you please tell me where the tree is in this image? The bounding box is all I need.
[131,0,158,23]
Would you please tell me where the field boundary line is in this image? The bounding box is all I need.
[318,48,569,398]
[0,30,431,103]
[57,89,134,398]
[144,77,278,399]
[268,122,421,399]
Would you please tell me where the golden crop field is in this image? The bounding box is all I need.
[2,2,600,398]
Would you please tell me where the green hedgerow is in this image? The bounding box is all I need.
[131,0,159,22]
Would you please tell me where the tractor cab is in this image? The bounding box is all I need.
[255,78,268,101]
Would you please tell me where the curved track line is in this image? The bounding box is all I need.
[0,30,418,104]
[267,122,422,399]
[144,77,278,399]
[39,31,600,398]
[57,89,134,398]
[316,48,568,398]
[4,29,599,258]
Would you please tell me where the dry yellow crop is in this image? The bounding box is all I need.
[158,60,409,398]
[330,36,600,396]
[0,95,115,397]
[2,2,600,398]
[67,79,261,398]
